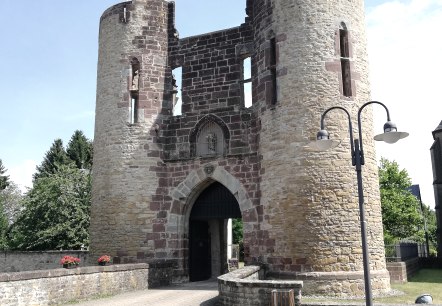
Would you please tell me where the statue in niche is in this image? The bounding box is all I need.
[207,132,217,154]
[131,69,139,91]
[172,74,178,93]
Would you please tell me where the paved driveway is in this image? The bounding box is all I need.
[70,280,219,306]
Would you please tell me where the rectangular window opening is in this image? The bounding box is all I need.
[339,29,350,58]
[339,29,352,97]
[242,57,252,108]
[172,67,182,116]
[341,59,352,97]
[130,96,139,124]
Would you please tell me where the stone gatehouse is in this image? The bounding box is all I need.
[90,0,391,296]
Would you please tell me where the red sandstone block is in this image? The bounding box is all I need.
[153,224,165,232]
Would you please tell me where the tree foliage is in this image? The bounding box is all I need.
[379,158,424,243]
[0,182,24,225]
[7,131,93,251]
[232,218,243,244]
[8,164,91,250]
[0,159,11,249]
[1,183,24,249]
[0,200,8,249]
[0,159,10,191]
[33,139,72,181]
[66,130,93,170]
[418,202,438,254]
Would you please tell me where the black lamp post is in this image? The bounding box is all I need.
[311,101,408,306]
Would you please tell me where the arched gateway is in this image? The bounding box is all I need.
[189,182,241,281]
[169,165,255,281]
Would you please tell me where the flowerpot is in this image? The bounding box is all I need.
[98,262,107,266]
[63,264,77,269]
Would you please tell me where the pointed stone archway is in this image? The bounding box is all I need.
[189,182,242,281]
[168,164,256,281]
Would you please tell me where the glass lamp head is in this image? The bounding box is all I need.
[308,129,340,151]
[374,121,409,144]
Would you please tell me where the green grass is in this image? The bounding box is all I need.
[375,269,442,304]
[304,269,442,305]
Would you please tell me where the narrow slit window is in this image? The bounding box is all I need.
[339,26,352,97]
[339,29,350,58]
[270,37,277,105]
[130,96,139,124]
[130,58,140,123]
[242,57,252,108]
[172,67,182,116]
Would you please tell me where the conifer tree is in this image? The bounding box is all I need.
[66,130,93,170]
[33,139,72,181]
[0,159,10,191]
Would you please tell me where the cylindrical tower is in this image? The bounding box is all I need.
[251,0,390,296]
[90,0,170,263]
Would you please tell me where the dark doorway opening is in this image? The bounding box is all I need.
[189,182,242,282]
[189,220,211,282]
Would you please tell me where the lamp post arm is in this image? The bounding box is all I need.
[357,101,391,165]
[321,106,355,160]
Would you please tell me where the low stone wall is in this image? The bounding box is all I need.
[386,258,420,283]
[218,265,303,306]
[0,262,173,306]
[0,251,89,272]
[146,260,174,288]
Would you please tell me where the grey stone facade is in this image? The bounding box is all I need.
[218,265,303,306]
[0,264,152,306]
[90,0,391,296]
[0,251,88,273]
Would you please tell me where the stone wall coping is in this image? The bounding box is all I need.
[0,263,149,282]
[268,269,390,281]
[218,265,303,288]
[179,25,244,42]
[1,250,88,255]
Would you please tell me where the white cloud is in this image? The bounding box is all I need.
[9,160,37,193]
[367,0,442,208]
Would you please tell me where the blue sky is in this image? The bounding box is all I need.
[0,0,441,208]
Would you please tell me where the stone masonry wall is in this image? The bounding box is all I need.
[0,251,88,273]
[91,0,391,296]
[386,258,420,284]
[90,0,170,264]
[218,265,303,306]
[0,264,150,306]
[250,0,390,296]
[92,0,263,281]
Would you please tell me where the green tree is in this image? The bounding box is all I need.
[0,182,24,225]
[232,218,244,261]
[232,218,243,244]
[419,203,438,255]
[0,159,11,249]
[0,202,8,249]
[0,159,10,191]
[33,139,72,181]
[66,130,93,170]
[8,164,91,250]
[379,158,423,243]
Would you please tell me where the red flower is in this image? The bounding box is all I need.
[60,255,81,266]
[98,255,111,263]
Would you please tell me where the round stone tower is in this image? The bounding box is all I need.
[90,0,170,262]
[250,0,390,296]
